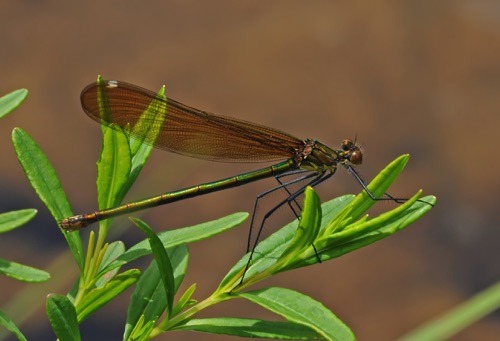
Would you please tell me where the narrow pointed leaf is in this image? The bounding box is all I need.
[76,269,140,322]
[279,187,321,263]
[174,317,323,339]
[124,245,188,340]
[95,241,126,287]
[95,75,112,133]
[290,194,436,269]
[93,77,168,215]
[124,261,165,340]
[128,84,166,156]
[12,128,83,269]
[94,76,131,232]
[96,126,131,232]
[0,258,50,282]
[131,218,175,315]
[236,287,354,340]
[0,89,28,118]
[0,310,27,341]
[171,283,197,317]
[0,209,37,233]
[127,318,156,341]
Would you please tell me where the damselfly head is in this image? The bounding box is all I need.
[350,149,363,165]
[341,139,363,165]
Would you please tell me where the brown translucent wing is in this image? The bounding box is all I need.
[81,80,304,163]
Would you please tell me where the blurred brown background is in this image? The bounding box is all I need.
[0,1,499,340]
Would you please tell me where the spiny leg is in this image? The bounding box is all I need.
[246,171,318,252]
[240,171,334,285]
[346,165,433,206]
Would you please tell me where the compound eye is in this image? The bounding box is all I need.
[342,139,354,151]
[350,150,363,165]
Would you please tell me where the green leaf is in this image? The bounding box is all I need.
[12,128,84,270]
[174,317,323,339]
[93,76,131,232]
[93,77,168,230]
[0,309,27,341]
[278,187,321,266]
[46,294,81,341]
[96,126,131,232]
[298,193,436,269]
[100,212,247,275]
[124,261,165,340]
[124,244,189,340]
[95,241,125,287]
[236,287,354,341]
[0,209,37,233]
[170,283,197,317]
[95,75,112,132]
[287,191,422,267]
[76,269,140,322]
[131,218,175,315]
[98,241,126,271]
[125,84,167,194]
[0,257,50,282]
[0,89,28,119]
[126,316,156,341]
[128,84,166,156]
[12,128,71,223]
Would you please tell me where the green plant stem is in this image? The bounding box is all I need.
[150,292,231,338]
